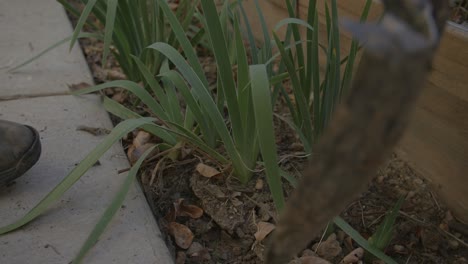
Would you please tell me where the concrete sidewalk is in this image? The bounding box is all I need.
[0,1,173,263]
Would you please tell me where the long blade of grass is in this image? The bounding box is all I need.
[330,0,341,104]
[104,99,218,160]
[273,113,312,154]
[147,42,248,182]
[72,146,157,264]
[159,70,217,147]
[311,7,321,140]
[131,55,170,110]
[368,197,405,250]
[252,0,272,68]
[158,0,208,86]
[69,0,98,51]
[237,0,259,64]
[340,0,372,97]
[189,27,206,47]
[321,2,333,129]
[279,168,298,188]
[8,33,102,72]
[200,0,243,146]
[234,15,260,171]
[57,0,99,31]
[257,162,299,188]
[103,96,141,120]
[273,18,314,32]
[274,33,313,148]
[162,121,227,164]
[102,0,118,67]
[233,16,252,140]
[305,0,317,99]
[269,71,291,86]
[102,97,177,145]
[72,80,169,121]
[250,64,285,211]
[160,77,184,125]
[333,217,397,264]
[0,118,156,234]
[284,0,306,86]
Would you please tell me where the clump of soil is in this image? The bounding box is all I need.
[64,2,468,263]
[140,147,468,264]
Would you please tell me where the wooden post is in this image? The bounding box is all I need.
[266,1,450,263]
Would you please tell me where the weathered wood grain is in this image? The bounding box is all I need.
[262,1,450,262]
[241,0,468,224]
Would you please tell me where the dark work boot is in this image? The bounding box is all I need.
[0,120,41,186]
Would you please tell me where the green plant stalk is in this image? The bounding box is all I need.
[340,0,373,98]
[251,65,285,211]
[200,0,243,146]
[284,0,306,90]
[334,217,397,264]
[273,33,313,150]
[367,197,405,253]
[55,0,201,82]
[147,42,249,182]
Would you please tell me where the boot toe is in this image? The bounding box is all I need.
[0,120,41,185]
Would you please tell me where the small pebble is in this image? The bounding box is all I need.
[255,179,264,190]
[413,178,423,185]
[393,244,405,253]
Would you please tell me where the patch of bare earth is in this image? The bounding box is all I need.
[65,2,468,263]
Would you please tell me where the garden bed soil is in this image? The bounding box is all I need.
[65,2,468,263]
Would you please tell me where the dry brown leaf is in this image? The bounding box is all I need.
[127,143,155,165]
[180,203,203,219]
[255,179,264,190]
[133,131,151,147]
[196,163,220,178]
[168,2,178,10]
[312,233,342,260]
[106,69,126,80]
[254,221,276,242]
[92,65,107,82]
[168,222,194,249]
[164,206,177,223]
[68,82,91,92]
[172,198,203,219]
[111,91,127,103]
[340,248,364,264]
